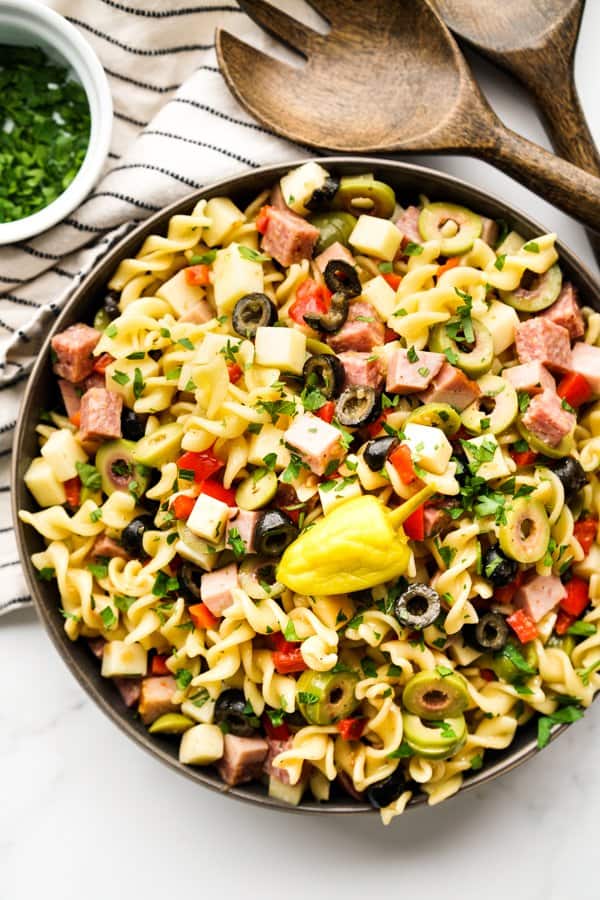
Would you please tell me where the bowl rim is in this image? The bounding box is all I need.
[0,0,113,245]
[13,155,596,815]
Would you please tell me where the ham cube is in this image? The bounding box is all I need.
[58,378,83,419]
[481,217,499,246]
[217,733,269,786]
[338,351,385,390]
[315,241,354,273]
[91,534,130,561]
[540,283,584,340]
[138,675,177,724]
[84,372,106,392]
[521,390,575,447]
[515,318,572,373]
[386,348,445,393]
[417,361,480,411]
[514,575,566,623]
[114,677,142,708]
[179,299,214,324]
[51,323,101,383]
[263,737,293,784]
[226,509,259,555]
[261,207,319,267]
[201,562,239,617]
[79,387,123,442]
[570,342,600,396]
[395,205,421,243]
[284,412,345,475]
[503,362,555,395]
[327,301,385,353]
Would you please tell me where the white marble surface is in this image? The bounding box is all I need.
[3,4,600,898]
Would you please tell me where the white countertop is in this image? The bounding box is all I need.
[3,5,600,899]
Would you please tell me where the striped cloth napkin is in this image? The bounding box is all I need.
[0,0,304,614]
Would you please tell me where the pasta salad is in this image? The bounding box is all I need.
[20,162,600,823]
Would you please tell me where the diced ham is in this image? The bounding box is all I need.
[327,301,385,353]
[424,506,450,538]
[79,388,123,442]
[395,206,421,243]
[269,182,290,211]
[201,562,239,617]
[515,318,572,374]
[503,362,555,395]
[91,534,130,561]
[514,574,566,623]
[138,675,177,724]
[51,323,101,383]
[217,733,269,786]
[521,390,575,447]
[179,299,214,324]
[481,217,499,247]
[386,348,445,393]
[338,351,385,390]
[570,342,600,396]
[87,637,106,659]
[540,283,584,340]
[417,361,481,411]
[226,509,260,555]
[84,372,106,392]
[58,378,83,418]
[284,412,345,475]
[261,207,319,267]
[114,677,142,708]
[315,241,354,273]
[263,737,293,784]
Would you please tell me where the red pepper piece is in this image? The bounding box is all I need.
[92,352,114,374]
[199,478,236,507]
[337,717,367,741]
[403,504,425,541]
[272,646,308,674]
[255,205,272,235]
[151,654,170,676]
[64,476,81,509]
[574,518,598,556]
[510,448,538,467]
[560,576,589,617]
[188,603,219,630]
[185,264,211,286]
[506,608,538,644]
[227,363,243,383]
[557,372,592,408]
[262,713,291,741]
[555,609,576,635]
[389,444,417,485]
[172,494,195,520]
[382,273,402,290]
[288,278,331,326]
[316,400,335,423]
[177,450,223,483]
[494,570,523,605]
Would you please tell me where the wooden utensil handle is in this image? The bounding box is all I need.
[479,125,600,233]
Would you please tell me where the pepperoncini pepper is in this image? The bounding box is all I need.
[276,485,434,595]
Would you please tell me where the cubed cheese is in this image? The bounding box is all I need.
[356,450,388,491]
[462,434,513,481]
[101,640,148,677]
[279,161,329,215]
[41,428,88,482]
[204,196,245,247]
[179,723,224,765]
[186,493,230,544]
[349,215,402,261]
[360,275,397,320]
[156,269,207,318]
[483,300,520,355]
[212,242,264,314]
[318,477,362,515]
[24,457,67,507]
[181,698,216,724]
[401,424,452,475]
[195,332,245,364]
[254,326,306,375]
[247,423,290,471]
[574,542,600,580]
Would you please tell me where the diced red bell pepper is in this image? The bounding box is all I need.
[151,654,170,676]
[574,518,598,555]
[510,447,538,467]
[382,273,402,290]
[436,257,460,277]
[480,668,495,682]
[262,713,291,742]
[93,352,114,374]
[384,327,399,344]
[494,570,523,604]
[555,609,576,635]
[560,576,589,617]
[389,444,417,485]
[177,450,223,483]
[557,372,592,408]
[288,278,331,326]
[64,476,81,509]
[69,410,81,428]
[272,646,308,675]
[403,504,425,541]
[199,478,237,507]
[316,400,335,423]
[172,494,195,520]
[185,264,211,286]
[366,411,389,438]
[255,204,272,235]
[337,717,367,741]
[506,608,538,644]
[188,602,219,630]
[227,363,243,383]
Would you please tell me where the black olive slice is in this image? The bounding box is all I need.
[303,353,345,399]
[254,510,299,557]
[303,291,349,333]
[214,689,257,737]
[305,175,340,212]
[394,584,441,630]
[551,456,587,503]
[363,436,399,471]
[482,545,518,588]
[323,259,361,299]
[335,386,380,427]
[232,293,278,339]
[473,612,509,652]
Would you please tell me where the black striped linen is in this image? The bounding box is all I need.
[0,0,305,613]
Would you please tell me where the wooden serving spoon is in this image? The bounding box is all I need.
[216,0,600,232]
[434,0,600,260]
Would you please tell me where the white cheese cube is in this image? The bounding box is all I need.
[279,162,329,215]
[247,423,290,471]
[574,543,600,580]
[318,477,362,515]
[179,723,224,765]
[484,300,520,355]
[186,493,230,544]
[204,196,245,247]
[24,457,67,507]
[212,242,264,314]
[356,450,388,491]
[181,698,216,724]
[361,275,397,320]
[402,424,452,475]
[156,269,207,318]
[254,326,306,375]
[101,640,148,677]
[349,215,402,261]
[41,428,88,482]
[462,434,513,481]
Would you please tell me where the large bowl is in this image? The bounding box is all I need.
[13,158,598,814]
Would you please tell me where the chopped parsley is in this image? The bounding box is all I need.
[567,621,597,637]
[87,560,109,579]
[238,245,270,263]
[298,691,319,705]
[111,371,130,386]
[75,461,102,491]
[284,620,300,642]
[114,594,136,612]
[152,571,179,598]
[523,240,540,253]
[190,250,217,265]
[133,367,145,400]
[361,657,378,678]
[378,261,394,274]
[494,254,506,271]
[89,508,103,523]
[388,741,413,759]
[177,337,194,351]
[175,668,193,690]
[36,567,56,581]
[189,688,210,708]
[166,366,182,381]
[404,242,424,256]
[100,606,116,629]
[281,453,309,483]
[537,704,583,749]
[407,345,419,364]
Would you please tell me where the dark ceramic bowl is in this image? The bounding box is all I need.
[13,158,598,814]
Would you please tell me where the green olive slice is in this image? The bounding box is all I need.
[402,670,469,720]
[296,669,359,725]
[498,497,550,564]
[500,263,562,313]
[418,202,482,256]
[333,174,396,218]
[405,402,461,436]
[309,211,357,255]
[149,713,195,734]
[516,420,575,459]
[461,374,518,435]
[235,470,278,510]
[402,712,467,759]
[429,317,493,378]
[491,642,538,684]
[132,422,183,467]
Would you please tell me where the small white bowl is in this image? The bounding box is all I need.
[0,0,113,245]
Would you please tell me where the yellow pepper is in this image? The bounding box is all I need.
[277,486,434,595]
